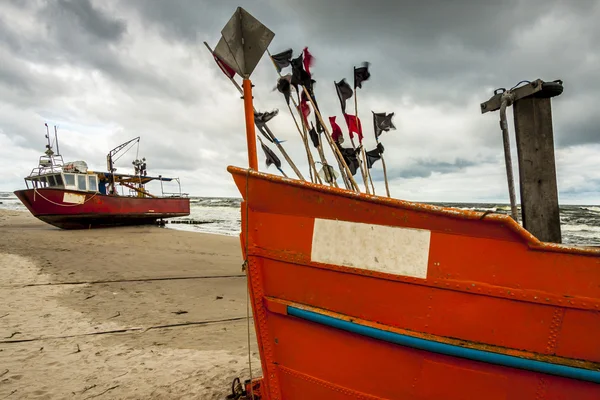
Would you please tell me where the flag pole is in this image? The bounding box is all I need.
[295,87,344,189]
[203,42,304,179]
[373,119,391,197]
[242,78,258,170]
[265,49,323,185]
[301,85,360,192]
[290,104,321,184]
[352,79,373,195]
[299,90,350,190]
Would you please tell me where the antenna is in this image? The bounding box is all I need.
[44,123,54,156]
[54,125,60,156]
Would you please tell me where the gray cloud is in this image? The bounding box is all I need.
[46,0,127,43]
[0,0,599,202]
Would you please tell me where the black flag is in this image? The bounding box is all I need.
[276,74,293,104]
[373,111,396,138]
[254,110,279,143]
[270,49,293,72]
[334,79,353,113]
[291,54,312,90]
[255,110,278,125]
[307,82,325,133]
[308,126,319,148]
[354,62,370,89]
[336,142,361,176]
[366,143,385,168]
[260,140,282,169]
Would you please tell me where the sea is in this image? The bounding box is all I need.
[1,192,599,246]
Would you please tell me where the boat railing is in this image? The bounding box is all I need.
[27,154,65,178]
[158,176,185,198]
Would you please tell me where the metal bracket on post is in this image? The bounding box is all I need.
[480,79,564,243]
[480,79,564,114]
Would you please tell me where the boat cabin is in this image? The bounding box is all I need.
[24,172,102,194]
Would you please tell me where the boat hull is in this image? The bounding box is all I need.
[14,188,190,229]
[228,166,600,400]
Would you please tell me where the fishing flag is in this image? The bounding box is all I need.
[259,138,282,169]
[354,62,370,89]
[291,53,312,90]
[303,47,314,76]
[329,116,343,143]
[213,53,236,79]
[373,111,396,138]
[270,48,293,72]
[344,113,363,143]
[336,142,361,176]
[308,126,319,148]
[334,79,353,113]
[299,92,311,125]
[366,143,385,168]
[276,74,293,104]
[255,109,278,125]
[307,83,325,134]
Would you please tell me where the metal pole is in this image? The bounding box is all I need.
[243,79,258,170]
[499,93,519,222]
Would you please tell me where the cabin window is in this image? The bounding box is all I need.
[88,175,97,192]
[54,175,63,186]
[47,175,56,186]
[77,175,87,191]
[39,177,47,187]
[64,174,75,187]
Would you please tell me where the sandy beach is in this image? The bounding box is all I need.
[0,210,261,399]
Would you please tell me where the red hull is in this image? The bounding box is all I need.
[14,188,190,229]
[228,166,600,400]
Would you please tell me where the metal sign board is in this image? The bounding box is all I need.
[213,7,274,78]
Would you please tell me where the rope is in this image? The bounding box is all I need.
[243,168,255,400]
[33,187,98,207]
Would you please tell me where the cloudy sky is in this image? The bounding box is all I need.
[1,0,599,204]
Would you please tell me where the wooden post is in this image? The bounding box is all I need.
[513,95,562,243]
[480,79,564,243]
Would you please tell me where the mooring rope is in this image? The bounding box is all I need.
[33,187,98,207]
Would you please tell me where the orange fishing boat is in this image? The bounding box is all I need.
[213,7,600,399]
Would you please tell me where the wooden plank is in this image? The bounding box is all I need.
[513,96,562,243]
[480,79,544,114]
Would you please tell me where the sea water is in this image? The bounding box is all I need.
[2,192,598,246]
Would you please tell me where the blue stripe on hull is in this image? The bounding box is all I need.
[287,306,600,384]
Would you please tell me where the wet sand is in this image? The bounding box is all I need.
[0,210,261,399]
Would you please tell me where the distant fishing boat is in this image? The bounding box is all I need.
[14,125,190,229]
[212,8,600,400]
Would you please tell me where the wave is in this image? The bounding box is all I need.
[562,224,600,233]
[581,206,600,214]
[189,197,241,208]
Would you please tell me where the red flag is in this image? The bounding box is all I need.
[329,116,343,142]
[213,54,236,79]
[344,113,363,143]
[299,92,311,124]
[303,47,314,76]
